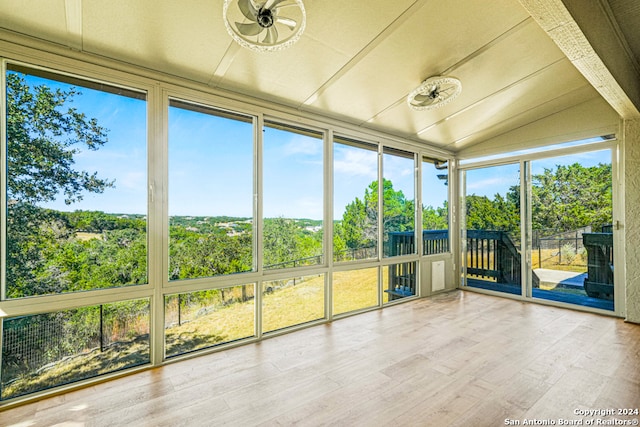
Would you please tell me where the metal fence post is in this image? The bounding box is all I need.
[100,304,104,352]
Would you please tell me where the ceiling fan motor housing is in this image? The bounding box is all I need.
[257,8,274,28]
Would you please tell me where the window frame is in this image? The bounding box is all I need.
[0,51,453,405]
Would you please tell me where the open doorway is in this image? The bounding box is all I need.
[529,150,614,311]
[462,163,522,296]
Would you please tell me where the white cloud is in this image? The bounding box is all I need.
[282,135,322,156]
[334,149,377,178]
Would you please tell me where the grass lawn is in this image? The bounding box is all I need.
[3,270,392,399]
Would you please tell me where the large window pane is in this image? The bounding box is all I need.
[164,284,256,357]
[383,148,415,258]
[333,137,378,262]
[463,163,522,295]
[5,65,147,298]
[422,158,449,255]
[1,299,150,400]
[332,267,378,315]
[262,274,325,332]
[263,122,323,270]
[383,261,417,303]
[168,100,254,280]
[530,150,614,311]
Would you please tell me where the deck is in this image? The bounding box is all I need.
[466,279,614,311]
[386,229,615,311]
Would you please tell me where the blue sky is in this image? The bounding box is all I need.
[20,72,148,215]
[22,71,607,220]
[26,71,444,220]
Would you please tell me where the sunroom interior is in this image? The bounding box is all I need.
[0,0,639,412]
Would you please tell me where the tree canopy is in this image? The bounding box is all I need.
[530,163,611,232]
[466,162,612,233]
[6,73,116,298]
[335,179,417,255]
[7,72,113,205]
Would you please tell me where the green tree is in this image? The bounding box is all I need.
[531,163,612,232]
[465,194,518,232]
[339,179,414,253]
[263,217,303,267]
[423,201,448,230]
[169,229,251,280]
[6,72,113,297]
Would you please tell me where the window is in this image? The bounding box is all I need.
[262,274,325,332]
[164,284,256,357]
[383,148,415,258]
[263,122,323,270]
[0,60,433,405]
[1,299,150,400]
[529,150,614,310]
[383,261,417,303]
[333,137,379,262]
[422,157,449,255]
[168,100,254,280]
[332,267,378,315]
[4,65,148,298]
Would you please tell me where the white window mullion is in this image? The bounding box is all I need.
[149,84,167,366]
[377,144,384,306]
[326,129,334,320]
[521,160,531,299]
[255,113,264,339]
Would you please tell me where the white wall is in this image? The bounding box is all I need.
[623,119,640,323]
[457,97,619,159]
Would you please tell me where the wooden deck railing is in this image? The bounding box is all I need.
[387,229,523,287]
[386,230,449,257]
[385,228,614,300]
[423,229,449,255]
[466,230,522,285]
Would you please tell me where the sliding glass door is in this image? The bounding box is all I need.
[461,146,616,312]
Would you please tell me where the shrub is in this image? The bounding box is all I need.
[561,243,577,264]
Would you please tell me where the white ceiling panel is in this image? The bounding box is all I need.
[369,19,571,145]
[0,0,637,152]
[303,0,531,123]
[425,61,596,148]
[0,0,74,47]
[82,0,228,83]
[215,0,417,104]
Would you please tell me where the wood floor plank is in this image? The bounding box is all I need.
[1,290,639,426]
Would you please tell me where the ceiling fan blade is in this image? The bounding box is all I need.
[236,21,263,36]
[276,17,297,30]
[264,0,288,10]
[413,95,439,107]
[238,0,258,20]
[262,26,278,44]
[413,94,436,103]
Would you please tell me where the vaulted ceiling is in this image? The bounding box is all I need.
[0,0,638,153]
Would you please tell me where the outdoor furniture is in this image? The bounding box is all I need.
[582,232,614,299]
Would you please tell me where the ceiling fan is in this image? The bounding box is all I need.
[223,0,306,52]
[407,76,462,110]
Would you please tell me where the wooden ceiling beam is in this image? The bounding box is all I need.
[518,0,640,118]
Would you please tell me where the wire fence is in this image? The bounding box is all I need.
[532,226,592,268]
[2,302,149,388]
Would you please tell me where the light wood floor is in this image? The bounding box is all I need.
[3,291,639,426]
